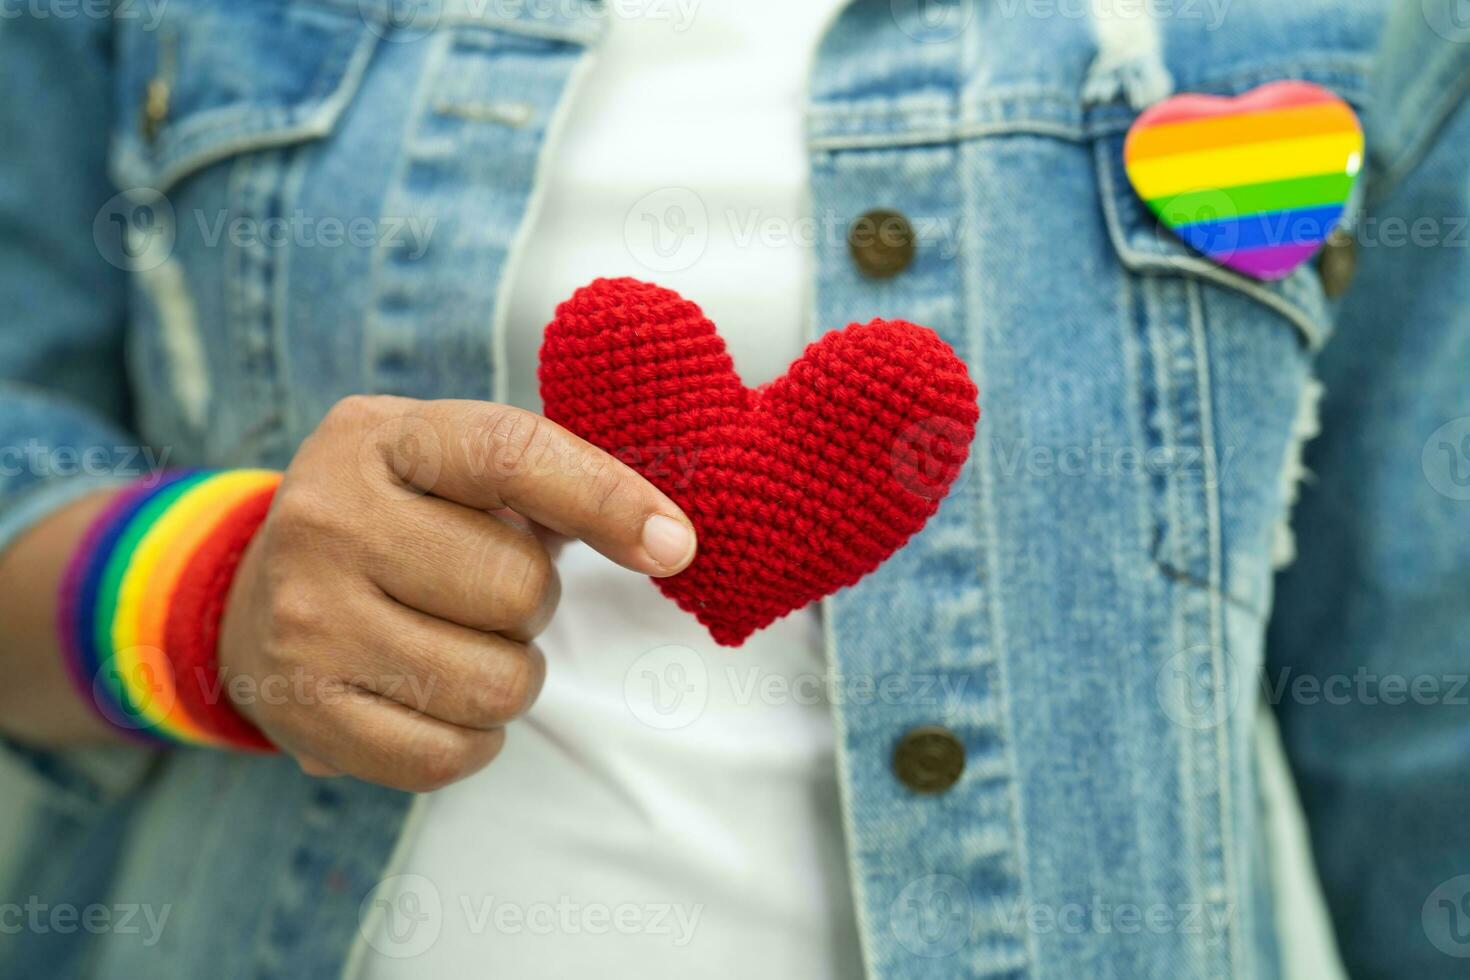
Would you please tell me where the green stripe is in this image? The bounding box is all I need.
[93,472,214,724]
[1147,172,1355,225]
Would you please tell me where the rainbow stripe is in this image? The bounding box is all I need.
[1124,81,1363,281]
[58,469,281,747]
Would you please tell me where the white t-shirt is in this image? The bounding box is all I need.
[364,2,862,976]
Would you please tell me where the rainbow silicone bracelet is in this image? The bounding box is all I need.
[56,469,281,750]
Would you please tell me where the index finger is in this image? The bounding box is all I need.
[365,398,697,577]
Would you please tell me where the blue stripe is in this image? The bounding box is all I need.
[75,470,200,730]
[1176,204,1345,254]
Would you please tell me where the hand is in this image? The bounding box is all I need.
[217,395,697,790]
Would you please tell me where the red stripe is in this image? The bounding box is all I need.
[165,488,278,752]
[1134,81,1339,129]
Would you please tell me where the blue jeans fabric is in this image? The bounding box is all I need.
[1,1,1467,977]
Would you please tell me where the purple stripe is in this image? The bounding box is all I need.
[55,481,159,706]
[57,471,199,743]
[1215,242,1323,280]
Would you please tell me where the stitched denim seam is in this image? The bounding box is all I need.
[1187,276,1242,977]
[272,148,312,441]
[807,56,1373,152]
[217,149,288,464]
[819,605,879,979]
[362,30,449,396]
[959,134,1040,980]
[312,0,605,44]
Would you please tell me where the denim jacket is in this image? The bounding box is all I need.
[3,1,1470,977]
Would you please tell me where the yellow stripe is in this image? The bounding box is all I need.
[129,470,280,741]
[1125,101,1358,161]
[1127,131,1364,200]
[112,470,280,742]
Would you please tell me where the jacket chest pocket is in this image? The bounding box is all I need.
[109,0,378,467]
[108,2,590,467]
[1092,83,1361,621]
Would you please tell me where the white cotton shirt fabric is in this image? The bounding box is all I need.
[361,1,862,977]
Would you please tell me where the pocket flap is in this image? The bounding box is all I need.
[110,2,377,194]
[1094,125,1348,352]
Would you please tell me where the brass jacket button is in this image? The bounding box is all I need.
[893,725,965,794]
[142,78,170,143]
[1318,227,1357,299]
[849,208,916,279]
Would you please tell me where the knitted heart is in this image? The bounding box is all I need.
[1124,80,1363,280]
[539,278,979,646]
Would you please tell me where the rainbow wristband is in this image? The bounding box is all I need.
[57,469,282,751]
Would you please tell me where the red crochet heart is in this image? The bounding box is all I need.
[539,278,979,646]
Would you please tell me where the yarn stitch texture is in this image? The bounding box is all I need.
[540,278,979,646]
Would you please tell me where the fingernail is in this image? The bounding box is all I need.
[642,514,696,572]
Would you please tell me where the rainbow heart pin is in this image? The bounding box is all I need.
[1124,80,1364,281]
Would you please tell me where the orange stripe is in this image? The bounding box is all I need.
[1127,102,1360,162]
[130,471,280,740]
